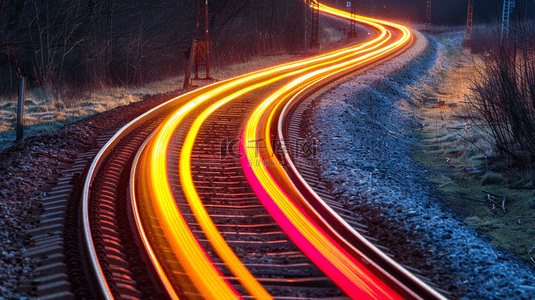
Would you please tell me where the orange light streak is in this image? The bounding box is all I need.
[134,3,412,299]
[241,4,412,299]
[176,23,394,298]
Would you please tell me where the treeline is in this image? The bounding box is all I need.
[0,0,305,100]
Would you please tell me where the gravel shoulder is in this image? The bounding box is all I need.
[305,30,535,299]
[0,91,185,299]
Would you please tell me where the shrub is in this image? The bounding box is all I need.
[468,21,535,165]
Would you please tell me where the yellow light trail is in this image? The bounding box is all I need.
[131,137,182,300]
[133,3,413,299]
[241,5,412,299]
[178,25,394,300]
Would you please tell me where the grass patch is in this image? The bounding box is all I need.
[0,53,295,151]
[0,116,86,152]
[413,32,535,263]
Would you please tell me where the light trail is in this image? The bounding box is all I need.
[138,41,389,298]
[130,135,182,300]
[177,26,394,300]
[240,5,412,299]
[133,3,415,299]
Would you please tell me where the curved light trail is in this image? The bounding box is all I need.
[133,3,419,299]
[242,7,412,300]
[240,23,411,299]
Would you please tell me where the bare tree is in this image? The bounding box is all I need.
[0,0,305,98]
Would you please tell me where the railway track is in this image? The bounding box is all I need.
[27,4,451,300]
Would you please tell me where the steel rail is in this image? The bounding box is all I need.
[81,83,230,299]
[175,28,395,300]
[240,41,411,300]
[81,33,386,297]
[82,3,444,300]
[132,15,391,299]
[269,42,447,300]
[240,5,446,300]
[130,132,180,300]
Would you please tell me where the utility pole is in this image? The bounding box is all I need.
[465,0,474,49]
[195,0,211,79]
[426,0,432,32]
[501,0,515,41]
[348,0,357,39]
[304,0,310,50]
[16,76,25,141]
[311,0,319,48]
[305,0,320,50]
[525,0,527,21]
[184,0,212,89]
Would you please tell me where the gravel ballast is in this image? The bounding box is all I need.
[0,91,184,299]
[306,31,535,299]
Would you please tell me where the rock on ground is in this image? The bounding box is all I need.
[306,31,535,300]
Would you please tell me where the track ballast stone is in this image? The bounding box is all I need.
[306,31,535,300]
[0,90,185,299]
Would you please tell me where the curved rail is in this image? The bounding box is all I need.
[239,13,415,299]
[132,15,391,300]
[81,84,230,299]
[239,6,446,300]
[82,3,447,300]
[274,73,446,299]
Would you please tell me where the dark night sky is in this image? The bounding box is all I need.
[323,0,534,25]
